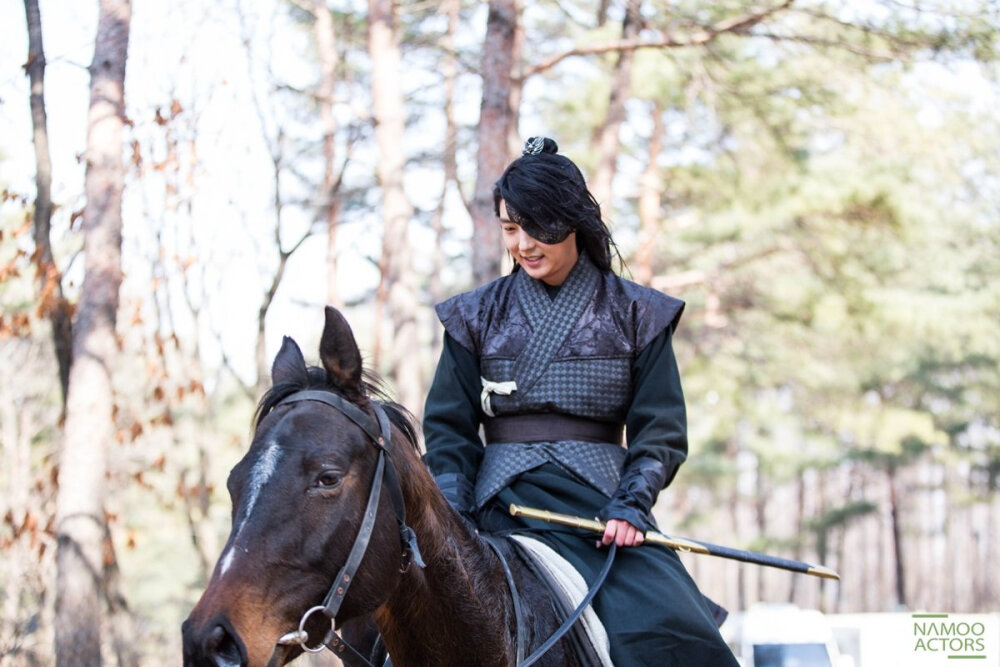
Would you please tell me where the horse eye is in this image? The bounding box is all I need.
[315,471,342,489]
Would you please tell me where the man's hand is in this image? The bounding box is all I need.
[598,518,645,548]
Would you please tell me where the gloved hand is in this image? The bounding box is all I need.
[597,457,667,534]
[433,472,478,530]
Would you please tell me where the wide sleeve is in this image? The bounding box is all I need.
[422,332,485,482]
[623,324,688,489]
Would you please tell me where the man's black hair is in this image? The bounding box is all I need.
[493,137,619,272]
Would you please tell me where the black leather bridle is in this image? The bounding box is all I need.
[272,390,423,666]
[269,388,615,667]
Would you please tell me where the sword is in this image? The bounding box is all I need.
[509,504,840,580]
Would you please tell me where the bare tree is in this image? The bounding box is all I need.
[312,0,345,308]
[428,0,462,363]
[0,338,59,664]
[236,1,315,395]
[54,0,131,664]
[23,0,73,409]
[368,0,423,414]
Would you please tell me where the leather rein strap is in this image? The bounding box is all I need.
[521,542,616,667]
[483,535,618,667]
[274,390,421,666]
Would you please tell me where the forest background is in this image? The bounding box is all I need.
[1,0,998,664]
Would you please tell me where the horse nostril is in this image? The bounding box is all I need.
[205,624,245,667]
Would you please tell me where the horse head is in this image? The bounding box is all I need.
[182,306,418,666]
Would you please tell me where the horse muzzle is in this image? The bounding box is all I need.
[182,615,250,667]
[183,612,313,667]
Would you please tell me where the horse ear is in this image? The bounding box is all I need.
[319,306,364,397]
[272,336,309,386]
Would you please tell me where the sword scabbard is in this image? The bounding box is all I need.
[509,503,839,580]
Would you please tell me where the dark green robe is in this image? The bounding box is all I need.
[423,276,737,667]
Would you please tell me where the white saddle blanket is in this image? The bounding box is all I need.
[510,535,614,667]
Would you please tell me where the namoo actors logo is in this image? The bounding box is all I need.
[909,613,998,664]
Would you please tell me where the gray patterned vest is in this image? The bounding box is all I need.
[435,253,684,507]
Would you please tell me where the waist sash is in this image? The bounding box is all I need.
[485,414,623,446]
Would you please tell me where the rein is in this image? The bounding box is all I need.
[522,543,616,666]
[484,535,617,667]
[271,390,423,666]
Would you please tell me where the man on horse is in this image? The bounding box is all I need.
[424,137,738,666]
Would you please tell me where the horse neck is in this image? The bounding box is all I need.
[375,459,514,666]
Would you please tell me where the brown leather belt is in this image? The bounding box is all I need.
[483,413,624,445]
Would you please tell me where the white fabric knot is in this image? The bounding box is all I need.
[480,377,517,417]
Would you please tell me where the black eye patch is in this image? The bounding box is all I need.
[505,205,573,244]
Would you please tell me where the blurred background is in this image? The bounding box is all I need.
[1,0,997,664]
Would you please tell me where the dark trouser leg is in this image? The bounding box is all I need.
[483,469,738,667]
[587,543,738,667]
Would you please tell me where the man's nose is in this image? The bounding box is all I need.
[517,231,535,250]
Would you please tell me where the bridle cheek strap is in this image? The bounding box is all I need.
[273,390,424,664]
[322,450,386,617]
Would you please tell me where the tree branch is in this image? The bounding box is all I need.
[520,0,795,80]
[750,31,897,62]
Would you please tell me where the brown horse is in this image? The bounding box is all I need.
[182,307,586,667]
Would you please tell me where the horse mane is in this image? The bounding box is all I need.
[253,365,421,452]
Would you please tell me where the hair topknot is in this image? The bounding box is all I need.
[523,136,559,156]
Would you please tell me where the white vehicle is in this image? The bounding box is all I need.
[721,603,855,667]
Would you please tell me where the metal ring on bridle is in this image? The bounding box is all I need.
[295,605,333,653]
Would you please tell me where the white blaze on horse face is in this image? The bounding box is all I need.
[220,441,282,575]
[242,440,282,530]
[219,547,237,576]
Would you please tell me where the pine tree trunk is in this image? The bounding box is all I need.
[788,470,804,604]
[368,0,423,414]
[982,497,997,611]
[816,469,829,612]
[729,493,747,611]
[24,0,73,408]
[313,0,342,308]
[728,430,747,611]
[430,0,461,362]
[506,0,524,158]
[55,1,131,663]
[887,465,907,608]
[588,0,641,215]
[636,101,663,286]
[754,457,767,603]
[471,0,517,285]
